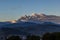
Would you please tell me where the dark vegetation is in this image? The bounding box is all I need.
[6,36,22,40]
[42,32,60,40]
[26,35,40,40]
[6,32,60,40]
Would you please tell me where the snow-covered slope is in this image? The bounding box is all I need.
[17,13,60,24]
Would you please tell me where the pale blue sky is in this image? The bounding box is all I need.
[0,0,60,21]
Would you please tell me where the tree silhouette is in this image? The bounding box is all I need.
[51,32,60,40]
[26,35,40,40]
[6,36,22,40]
[42,32,60,40]
[42,32,51,40]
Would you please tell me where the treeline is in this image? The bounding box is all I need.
[42,32,60,40]
[6,32,60,40]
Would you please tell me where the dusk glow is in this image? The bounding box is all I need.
[0,0,60,21]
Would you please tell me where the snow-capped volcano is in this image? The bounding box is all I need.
[0,13,60,36]
[17,13,60,24]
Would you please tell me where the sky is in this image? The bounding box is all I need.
[0,0,60,21]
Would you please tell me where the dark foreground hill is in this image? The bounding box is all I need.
[0,22,60,36]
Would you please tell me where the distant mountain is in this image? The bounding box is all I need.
[1,22,39,28]
[17,13,60,24]
[0,13,60,27]
[1,13,60,24]
[0,13,60,36]
[0,20,16,27]
[0,22,11,27]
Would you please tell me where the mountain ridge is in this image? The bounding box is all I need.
[16,13,60,24]
[0,13,60,36]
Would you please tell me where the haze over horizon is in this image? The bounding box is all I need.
[0,0,60,21]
